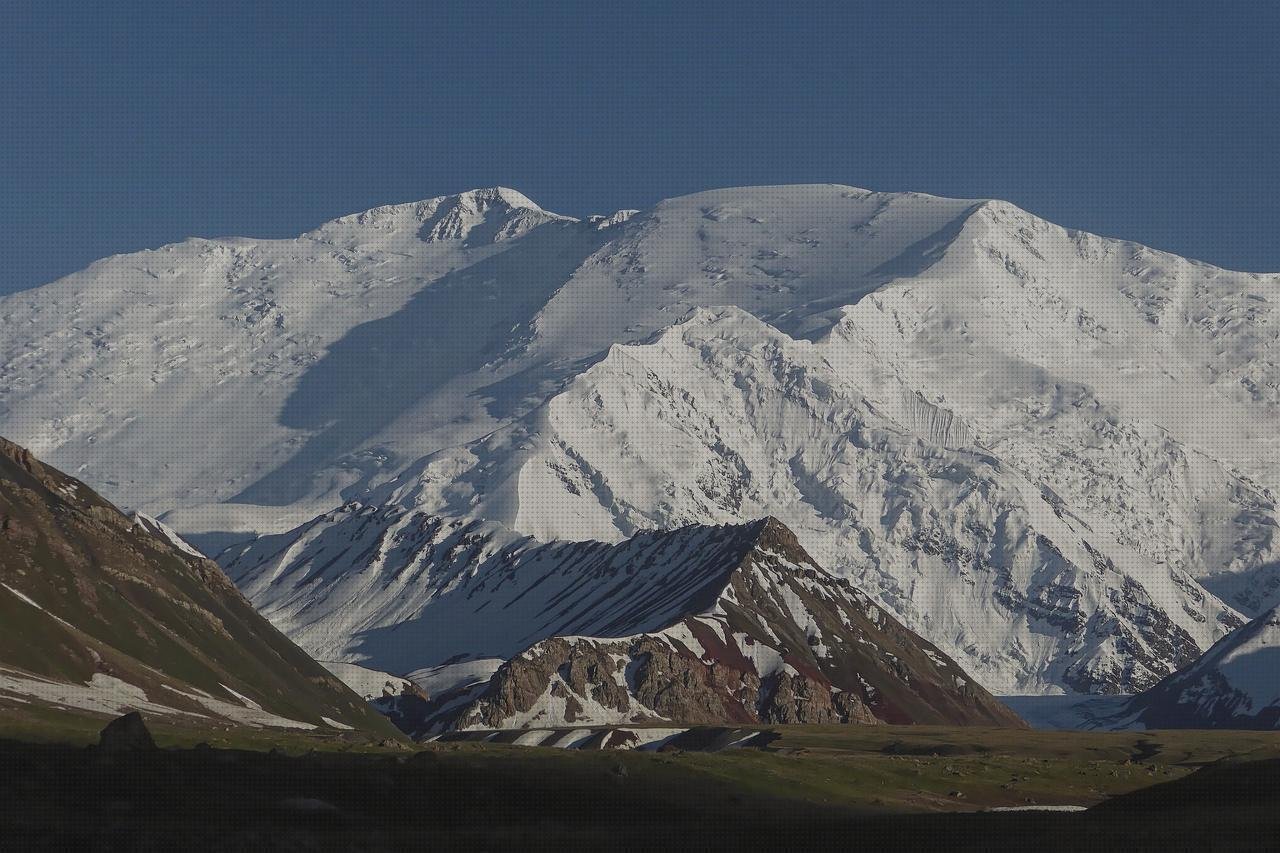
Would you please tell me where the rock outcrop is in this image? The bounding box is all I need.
[99,712,157,752]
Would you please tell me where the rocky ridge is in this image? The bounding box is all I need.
[347,518,1024,735]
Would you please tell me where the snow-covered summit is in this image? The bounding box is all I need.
[311,186,570,244]
[321,186,548,223]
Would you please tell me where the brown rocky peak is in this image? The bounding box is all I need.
[393,513,1025,735]
[0,435,46,479]
[745,516,817,565]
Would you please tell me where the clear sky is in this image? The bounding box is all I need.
[3,1,1278,293]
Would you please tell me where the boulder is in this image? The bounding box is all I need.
[98,711,157,752]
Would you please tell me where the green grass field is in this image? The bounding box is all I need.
[671,724,1280,812]
[7,701,1277,816]
[4,713,1279,849]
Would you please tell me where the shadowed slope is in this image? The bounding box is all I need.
[1122,607,1280,729]
[0,437,399,737]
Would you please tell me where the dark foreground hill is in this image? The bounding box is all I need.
[0,437,399,738]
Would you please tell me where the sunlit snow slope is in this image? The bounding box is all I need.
[2,184,1277,695]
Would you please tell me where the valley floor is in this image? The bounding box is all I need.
[2,718,1279,850]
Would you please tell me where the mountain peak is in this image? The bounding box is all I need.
[454,186,543,211]
[313,186,570,242]
[746,515,807,552]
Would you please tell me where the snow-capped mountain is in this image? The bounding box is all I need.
[2,184,1277,695]
[229,515,1020,733]
[1122,606,1280,729]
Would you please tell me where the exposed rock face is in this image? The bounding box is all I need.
[0,437,398,737]
[392,518,1023,735]
[455,633,880,730]
[760,671,878,726]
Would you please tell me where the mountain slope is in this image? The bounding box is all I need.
[226,515,1021,732]
[2,184,1277,695]
[0,437,399,736]
[0,187,575,518]
[222,305,1243,694]
[1123,607,1280,729]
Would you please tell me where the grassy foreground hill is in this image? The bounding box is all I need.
[0,436,400,740]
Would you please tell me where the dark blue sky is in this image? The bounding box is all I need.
[3,2,1278,293]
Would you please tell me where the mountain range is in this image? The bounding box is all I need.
[2,184,1277,699]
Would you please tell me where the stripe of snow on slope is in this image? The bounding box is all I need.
[0,667,317,730]
[321,716,355,730]
[733,632,785,677]
[511,730,555,746]
[219,682,264,711]
[0,583,78,630]
[539,730,598,749]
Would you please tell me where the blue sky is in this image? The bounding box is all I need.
[2,1,1278,292]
